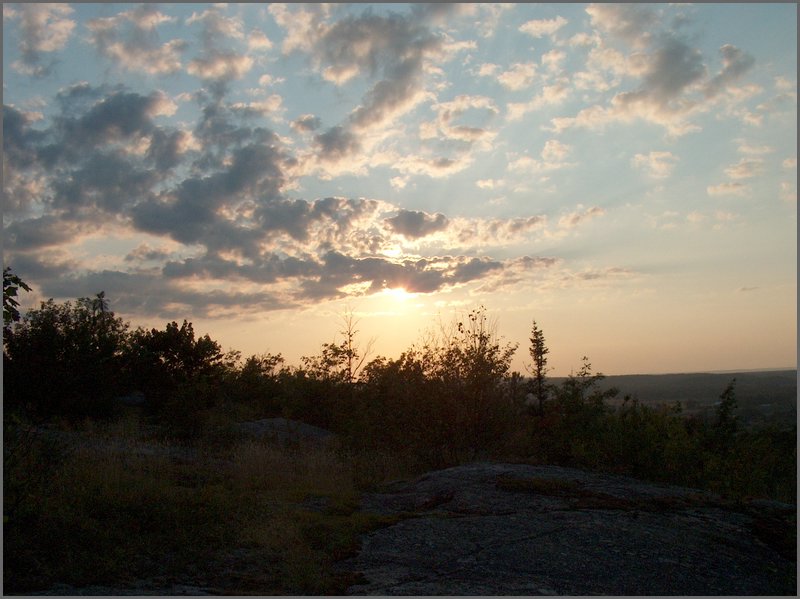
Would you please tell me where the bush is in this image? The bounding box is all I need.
[4,296,129,419]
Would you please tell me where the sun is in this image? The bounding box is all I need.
[381,286,412,302]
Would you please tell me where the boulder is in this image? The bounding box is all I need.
[338,462,796,595]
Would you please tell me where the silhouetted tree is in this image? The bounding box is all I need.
[527,320,549,416]
[5,295,129,418]
[3,267,31,335]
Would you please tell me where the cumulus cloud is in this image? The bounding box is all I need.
[421,95,498,147]
[497,63,537,91]
[558,206,605,229]
[704,44,755,99]
[724,158,763,180]
[7,3,76,76]
[631,151,679,179]
[87,5,185,75]
[585,3,656,48]
[551,6,759,138]
[507,140,575,175]
[506,83,570,121]
[384,210,449,239]
[124,244,173,263]
[185,6,253,85]
[4,77,565,312]
[291,114,322,132]
[269,4,471,177]
[519,16,567,39]
[707,182,749,197]
[475,3,514,38]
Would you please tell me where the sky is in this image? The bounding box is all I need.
[2,3,797,376]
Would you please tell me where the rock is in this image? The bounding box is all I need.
[337,462,796,595]
[236,417,335,446]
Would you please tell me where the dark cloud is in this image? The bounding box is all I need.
[291,114,322,132]
[298,251,503,301]
[4,216,87,251]
[704,45,755,98]
[38,268,292,319]
[384,209,449,239]
[51,151,159,214]
[617,37,705,109]
[50,88,172,158]
[3,105,46,168]
[133,137,291,250]
[146,129,190,171]
[313,126,362,162]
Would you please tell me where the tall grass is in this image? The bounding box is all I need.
[3,415,414,595]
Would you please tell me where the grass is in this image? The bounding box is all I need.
[3,413,418,595]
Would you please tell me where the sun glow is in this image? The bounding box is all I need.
[381,286,413,301]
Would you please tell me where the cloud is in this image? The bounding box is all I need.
[187,53,254,82]
[313,126,362,163]
[497,63,537,91]
[475,3,514,38]
[449,216,547,249]
[736,141,774,155]
[558,206,605,229]
[291,114,322,132]
[185,6,254,85]
[421,95,498,146]
[707,182,749,197]
[585,4,656,48]
[231,95,285,120]
[87,5,185,75]
[519,16,567,39]
[6,4,76,76]
[780,181,796,203]
[124,244,173,263]
[507,140,575,175]
[270,4,467,175]
[631,151,679,179]
[552,7,760,138]
[476,179,505,190]
[724,158,763,180]
[541,139,571,162]
[247,29,273,52]
[704,44,755,99]
[506,83,570,121]
[384,210,449,239]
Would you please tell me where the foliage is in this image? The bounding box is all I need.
[123,320,235,437]
[2,284,796,593]
[4,295,130,418]
[527,320,549,415]
[3,267,32,333]
[3,417,413,594]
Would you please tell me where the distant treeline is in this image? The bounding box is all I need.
[3,275,796,502]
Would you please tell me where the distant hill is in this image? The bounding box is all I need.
[554,369,797,428]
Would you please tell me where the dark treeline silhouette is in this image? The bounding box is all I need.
[3,278,796,503]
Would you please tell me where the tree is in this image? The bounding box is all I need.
[527,320,549,416]
[3,267,31,333]
[4,295,129,417]
[713,379,738,450]
[301,308,374,384]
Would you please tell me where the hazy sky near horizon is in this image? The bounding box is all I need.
[3,3,797,376]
